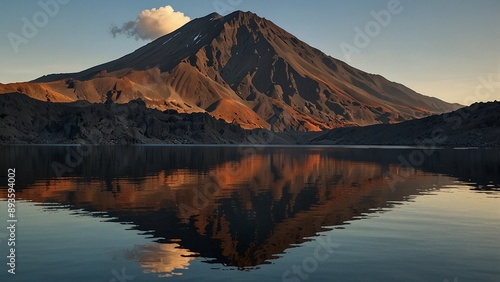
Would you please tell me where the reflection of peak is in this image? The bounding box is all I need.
[0,147,464,268]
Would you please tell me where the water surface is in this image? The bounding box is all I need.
[0,146,499,281]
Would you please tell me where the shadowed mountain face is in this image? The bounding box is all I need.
[1,93,496,146]
[0,93,281,145]
[1,146,498,272]
[0,11,460,132]
[309,101,500,147]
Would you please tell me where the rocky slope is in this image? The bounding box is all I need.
[0,93,286,145]
[308,101,500,147]
[1,92,497,146]
[0,11,460,132]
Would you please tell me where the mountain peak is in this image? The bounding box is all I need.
[3,10,461,132]
[206,12,223,20]
[224,10,266,23]
[200,11,258,23]
[227,10,257,17]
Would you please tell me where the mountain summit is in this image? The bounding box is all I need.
[1,11,460,131]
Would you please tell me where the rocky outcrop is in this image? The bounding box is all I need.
[308,101,500,147]
[0,93,285,145]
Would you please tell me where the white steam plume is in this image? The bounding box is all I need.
[111,6,190,40]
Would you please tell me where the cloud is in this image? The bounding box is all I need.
[111,6,190,41]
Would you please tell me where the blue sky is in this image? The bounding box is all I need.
[0,0,499,104]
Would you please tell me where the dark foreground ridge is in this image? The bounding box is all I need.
[308,101,500,147]
[0,93,286,145]
[0,93,498,146]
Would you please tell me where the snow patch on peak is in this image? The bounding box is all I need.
[163,32,181,45]
[193,33,202,42]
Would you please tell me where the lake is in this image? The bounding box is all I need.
[0,146,499,281]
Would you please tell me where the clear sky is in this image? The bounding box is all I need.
[1,0,499,105]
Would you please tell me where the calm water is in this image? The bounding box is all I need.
[0,146,499,282]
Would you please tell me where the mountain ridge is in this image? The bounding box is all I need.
[0,92,283,145]
[1,10,461,132]
[307,101,500,147]
[1,92,497,147]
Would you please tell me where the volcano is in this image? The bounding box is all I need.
[0,11,461,131]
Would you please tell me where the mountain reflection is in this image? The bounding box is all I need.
[0,146,499,275]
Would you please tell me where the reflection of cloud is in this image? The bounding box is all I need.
[124,244,198,277]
